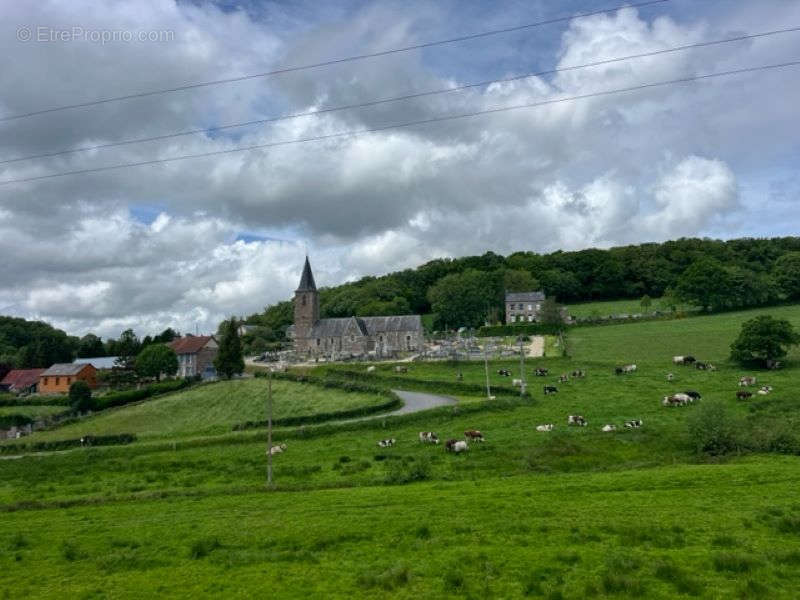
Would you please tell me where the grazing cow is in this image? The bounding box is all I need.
[739,376,757,387]
[757,385,773,396]
[366,365,376,373]
[394,366,408,374]
[683,356,697,364]
[445,439,468,453]
[377,438,396,448]
[736,391,753,400]
[267,443,287,456]
[464,430,485,442]
[558,374,569,383]
[512,378,523,387]
[684,390,702,400]
[567,415,587,427]
[695,361,708,370]
[543,385,558,395]
[666,373,674,382]
[419,431,440,444]
[623,364,637,373]
[601,424,617,432]
[663,393,691,407]
[624,420,643,429]
[672,356,685,365]
[571,369,586,378]
[534,368,549,377]
[535,424,554,432]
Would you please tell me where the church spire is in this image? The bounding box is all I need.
[296,256,317,292]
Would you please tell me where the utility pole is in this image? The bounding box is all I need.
[518,336,526,396]
[483,340,491,399]
[267,368,273,486]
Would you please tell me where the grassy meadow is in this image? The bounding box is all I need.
[1,302,800,597]
[7,379,387,443]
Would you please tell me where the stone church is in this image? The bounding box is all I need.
[287,258,423,358]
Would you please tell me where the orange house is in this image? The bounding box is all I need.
[38,363,98,394]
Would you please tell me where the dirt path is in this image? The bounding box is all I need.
[527,335,545,357]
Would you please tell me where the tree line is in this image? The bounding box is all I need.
[246,236,800,333]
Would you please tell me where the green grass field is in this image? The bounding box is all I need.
[10,379,387,442]
[2,302,800,597]
[0,405,67,418]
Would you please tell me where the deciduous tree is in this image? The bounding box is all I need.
[730,315,800,366]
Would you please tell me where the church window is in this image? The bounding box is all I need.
[316,339,320,346]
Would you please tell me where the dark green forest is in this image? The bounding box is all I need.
[246,237,800,334]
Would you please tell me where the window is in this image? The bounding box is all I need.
[316,338,320,346]
[518,303,523,310]
[528,315,533,322]
[536,303,541,310]
[511,316,516,323]
[527,304,532,310]
[379,336,383,342]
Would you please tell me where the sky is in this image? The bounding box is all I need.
[0,0,798,339]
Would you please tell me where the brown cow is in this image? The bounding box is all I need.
[464,430,485,442]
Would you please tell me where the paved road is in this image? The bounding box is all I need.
[389,389,458,415]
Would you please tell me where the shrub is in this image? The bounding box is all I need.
[687,401,744,455]
[384,457,431,484]
[69,380,93,412]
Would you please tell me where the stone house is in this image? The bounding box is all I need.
[505,291,546,324]
[168,335,218,378]
[287,257,423,358]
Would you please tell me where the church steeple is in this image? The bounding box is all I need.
[296,256,317,292]
[293,257,319,347]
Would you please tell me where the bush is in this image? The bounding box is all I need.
[69,380,93,412]
[94,378,191,411]
[0,414,34,429]
[687,401,743,456]
[384,457,431,484]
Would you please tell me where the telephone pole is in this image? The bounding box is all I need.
[267,368,273,486]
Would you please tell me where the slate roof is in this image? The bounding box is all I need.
[296,256,317,292]
[168,336,214,355]
[505,291,546,302]
[1,369,45,391]
[73,356,119,370]
[41,363,94,377]
[308,315,422,338]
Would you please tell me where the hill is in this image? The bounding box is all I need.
[2,303,799,597]
[248,236,800,335]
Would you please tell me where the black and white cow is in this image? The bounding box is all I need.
[534,368,549,377]
[558,374,569,383]
[497,369,511,377]
[445,439,468,453]
[624,420,643,429]
[567,415,587,427]
[535,424,554,432]
[419,431,440,444]
[543,385,558,395]
[736,390,753,400]
[683,390,702,400]
[739,376,757,387]
[377,438,396,447]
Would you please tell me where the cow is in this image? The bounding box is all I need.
[534,368,549,377]
[543,385,558,395]
[624,420,643,429]
[736,391,753,400]
[497,369,511,377]
[366,365,376,373]
[558,374,569,383]
[445,439,468,453]
[567,415,587,427]
[419,431,440,444]
[535,424,554,432]
[512,378,523,387]
[683,356,697,364]
[465,430,485,442]
[377,438,396,447]
[757,385,773,396]
[623,364,637,373]
[663,394,691,407]
[695,361,708,370]
[394,366,408,374]
[267,443,287,456]
[601,424,617,432]
[666,373,674,382]
[739,376,757,387]
[571,369,586,378]
[614,367,624,375]
[672,356,685,365]
[683,390,702,400]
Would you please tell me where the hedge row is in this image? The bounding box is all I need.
[0,414,34,429]
[94,377,194,411]
[477,322,566,337]
[327,369,531,399]
[0,395,71,407]
[0,433,136,455]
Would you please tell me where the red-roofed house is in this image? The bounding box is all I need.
[168,336,218,378]
[0,369,46,394]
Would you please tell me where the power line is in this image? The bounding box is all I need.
[4,26,798,166]
[0,0,669,124]
[1,60,797,187]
